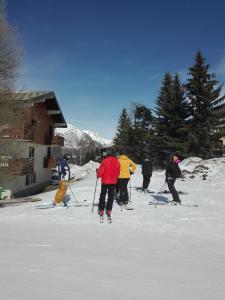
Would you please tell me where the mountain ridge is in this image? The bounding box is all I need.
[55,123,112,149]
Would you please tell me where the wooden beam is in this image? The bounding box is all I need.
[47,110,60,115]
[53,123,67,127]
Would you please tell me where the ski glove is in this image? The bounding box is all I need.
[166,176,173,183]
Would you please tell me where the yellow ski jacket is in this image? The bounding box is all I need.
[118,155,136,179]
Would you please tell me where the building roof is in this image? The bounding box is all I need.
[0,90,67,128]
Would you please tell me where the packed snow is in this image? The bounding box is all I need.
[0,158,224,300]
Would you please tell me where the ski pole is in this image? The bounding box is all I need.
[157,182,167,194]
[91,177,98,213]
[68,184,78,203]
[129,178,132,203]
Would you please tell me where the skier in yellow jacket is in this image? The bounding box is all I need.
[117,154,136,205]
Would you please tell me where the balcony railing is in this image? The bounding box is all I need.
[0,124,35,141]
[52,135,64,146]
[0,158,34,176]
[45,135,64,146]
[43,156,58,168]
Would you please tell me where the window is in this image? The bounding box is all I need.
[29,146,35,158]
[49,126,53,137]
[25,172,36,185]
[47,147,51,158]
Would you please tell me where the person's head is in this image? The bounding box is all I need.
[143,153,150,160]
[102,151,107,158]
[106,149,117,157]
[63,154,70,160]
[171,154,181,164]
[119,151,126,156]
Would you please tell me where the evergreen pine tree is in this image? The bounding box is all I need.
[185,50,224,158]
[131,105,153,162]
[84,152,91,164]
[166,73,189,155]
[151,72,189,165]
[152,73,174,165]
[113,108,133,155]
[94,147,101,161]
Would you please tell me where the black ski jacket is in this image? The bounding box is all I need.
[142,159,153,177]
[165,161,181,181]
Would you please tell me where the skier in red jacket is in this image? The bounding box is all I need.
[97,149,120,219]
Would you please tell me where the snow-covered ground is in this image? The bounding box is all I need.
[0,158,224,300]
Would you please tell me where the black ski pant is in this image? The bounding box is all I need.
[117,178,129,204]
[142,175,151,190]
[98,184,116,212]
[167,179,181,203]
[115,181,120,194]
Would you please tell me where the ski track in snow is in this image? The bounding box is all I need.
[0,158,224,300]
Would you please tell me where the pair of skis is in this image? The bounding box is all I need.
[136,187,188,195]
[35,199,88,209]
[99,215,112,223]
[148,201,198,207]
[135,187,154,194]
[99,203,135,223]
[120,204,134,210]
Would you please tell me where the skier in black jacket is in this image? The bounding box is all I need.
[165,154,182,203]
[141,156,153,191]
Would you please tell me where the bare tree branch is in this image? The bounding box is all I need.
[0,0,22,90]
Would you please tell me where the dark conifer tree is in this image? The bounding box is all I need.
[152,72,174,166]
[151,72,189,165]
[113,108,133,155]
[131,105,153,162]
[185,50,224,158]
[166,73,189,155]
[84,152,91,164]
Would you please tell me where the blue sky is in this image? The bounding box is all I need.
[7,0,225,139]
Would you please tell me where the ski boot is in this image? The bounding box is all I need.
[106,210,112,223]
[98,210,104,223]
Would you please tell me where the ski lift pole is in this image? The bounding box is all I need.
[91,178,98,213]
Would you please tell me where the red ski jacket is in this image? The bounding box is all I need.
[97,156,120,184]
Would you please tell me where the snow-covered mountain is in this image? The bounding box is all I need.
[83,129,112,146]
[55,123,112,149]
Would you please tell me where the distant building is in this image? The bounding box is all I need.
[213,99,225,156]
[0,91,67,197]
[219,137,225,146]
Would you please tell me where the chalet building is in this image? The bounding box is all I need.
[0,91,67,197]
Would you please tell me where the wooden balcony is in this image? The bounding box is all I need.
[45,135,64,146]
[0,124,35,141]
[51,135,64,146]
[0,124,64,146]
[0,158,34,176]
[43,157,58,168]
